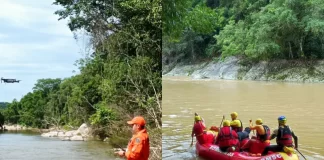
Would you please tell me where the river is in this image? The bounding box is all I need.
[0,131,122,160]
[162,76,324,160]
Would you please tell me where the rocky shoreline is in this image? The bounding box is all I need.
[40,123,92,141]
[3,123,92,141]
[163,56,324,83]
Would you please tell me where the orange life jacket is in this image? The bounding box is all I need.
[125,129,150,160]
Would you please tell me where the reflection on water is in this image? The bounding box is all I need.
[0,131,122,160]
[162,76,324,160]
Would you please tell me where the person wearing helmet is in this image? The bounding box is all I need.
[250,118,271,142]
[241,118,271,155]
[261,116,298,156]
[215,120,239,152]
[230,112,243,133]
[191,113,216,145]
[115,116,150,160]
[192,114,207,144]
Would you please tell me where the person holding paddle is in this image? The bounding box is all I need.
[241,118,271,156]
[115,116,150,160]
[262,116,298,156]
[191,113,216,146]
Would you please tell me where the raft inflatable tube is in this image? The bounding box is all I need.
[196,143,299,160]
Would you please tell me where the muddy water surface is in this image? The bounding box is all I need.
[162,76,324,160]
[0,131,122,160]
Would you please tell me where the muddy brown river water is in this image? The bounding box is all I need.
[162,76,324,160]
[0,131,123,160]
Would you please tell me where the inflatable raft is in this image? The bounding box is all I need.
[196,142,299,160]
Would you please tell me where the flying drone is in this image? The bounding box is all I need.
[1,77,21,83]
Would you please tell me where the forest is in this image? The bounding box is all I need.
[163,0,324,64]
[0,0,161,159]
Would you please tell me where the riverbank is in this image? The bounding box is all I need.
[2,123,92,141]
[40,123,92,141]
[3,124,50,133]
[163,56,324,82]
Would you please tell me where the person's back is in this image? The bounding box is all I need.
[237,127,251,149]
[230,112,243,132]
[262,116,298,156]
[253,119,271,142]
[242,119,270,155]
[192,116,207,144]
[237,127,250,141]
[215,120,239,152]
[276,125,293,147]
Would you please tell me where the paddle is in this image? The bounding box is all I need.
[296,148,307,160]
[190,113,199,147]
[219,115,225,129]
[190,120,194,147]
[249,119,255,136]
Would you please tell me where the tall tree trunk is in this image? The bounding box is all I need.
[289,42,293,59]
[299,38,304,58]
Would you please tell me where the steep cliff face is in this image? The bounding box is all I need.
[163,56,324,83]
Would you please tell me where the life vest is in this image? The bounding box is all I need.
[276,125,293,146]
[218,126,239,147]
[126,129,150,160]
[232,119,243,132]
[193,121,206,144]
[257,125,271,142]
[193,121,205,136]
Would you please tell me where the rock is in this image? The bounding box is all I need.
[65,131,75,137]
[163,56,324,83]
[57,131,65,137]
[70,136,83,141]
[40,123,92,142]
[243,62,267,80]
[77,123,90,137]
[41,133,51,137]
[61,137,71,141]
[41,131,59,137]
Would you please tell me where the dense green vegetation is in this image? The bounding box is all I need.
[163,0,324,65]
[1,0,161,159]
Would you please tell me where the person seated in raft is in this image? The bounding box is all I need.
[207,126,219,144]
[237,127,251,149]
[241,118,271,156]
[230,112,243,133]
[191,114,215,145]
[262,116,298,156]
[215,120,239,152]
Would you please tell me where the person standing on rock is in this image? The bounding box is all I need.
[115,116,150,160]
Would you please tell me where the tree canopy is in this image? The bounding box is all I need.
[163,0,324,63]
[2,0,161,159]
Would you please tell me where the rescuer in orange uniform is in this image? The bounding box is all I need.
[115,116,150,160]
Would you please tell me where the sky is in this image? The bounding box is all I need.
[0,0,91,102]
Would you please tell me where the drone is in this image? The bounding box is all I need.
[1,77,21,83]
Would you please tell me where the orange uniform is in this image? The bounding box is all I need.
[125,129,150,160]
